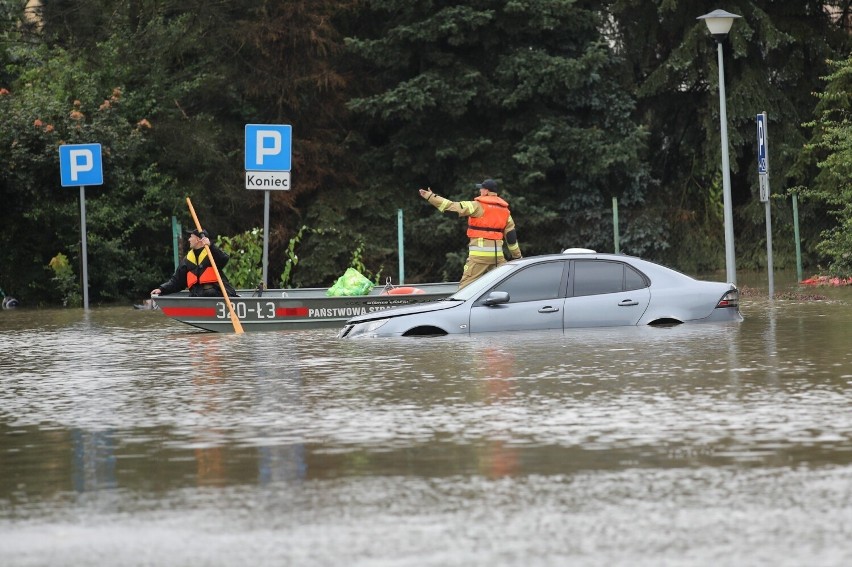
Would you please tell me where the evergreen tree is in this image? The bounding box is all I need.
[797,55,852,277]
[343,0,652,283]
[0,0,360,298]
[606,0,851,273]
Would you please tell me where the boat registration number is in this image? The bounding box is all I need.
[216,301,278,319]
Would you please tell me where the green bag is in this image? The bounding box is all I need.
[326,268,374,297]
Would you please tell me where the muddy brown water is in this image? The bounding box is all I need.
[1,275,851,566]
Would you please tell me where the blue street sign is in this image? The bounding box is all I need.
[59,144,104,187]
[756,113,768,174]
[245,124,292,171]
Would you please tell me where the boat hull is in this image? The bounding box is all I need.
[152,283,458,332]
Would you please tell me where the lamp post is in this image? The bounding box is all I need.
[698,9,741,285]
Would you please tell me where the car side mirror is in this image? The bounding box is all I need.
[483,291,510,306]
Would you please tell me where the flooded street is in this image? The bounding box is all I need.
[1,279,852,566]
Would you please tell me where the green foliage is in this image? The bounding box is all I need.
[0,0,363,302]
[0,1,273,304]
[48,253,81,307]
[2,0,852,302]
[216,228,264,290]
[606,0,851,270]
[280,225,309,288]
[0,43,176,301]
[346,1,653,279]
[348,240,383,285]
[278,225,383,288]
[797,56,852,277]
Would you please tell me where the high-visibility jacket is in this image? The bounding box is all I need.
[185,248,218,289]
[467,195,511,239]
[422,189,522,264]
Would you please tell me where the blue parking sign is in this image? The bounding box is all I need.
[756,113,768,174]
[59,144,103,186]
[245,124,292,171]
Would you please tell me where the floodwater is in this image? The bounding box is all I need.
[1,275,852,566]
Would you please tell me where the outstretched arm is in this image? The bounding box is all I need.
[152,264,186,296]
[418,188,482,218]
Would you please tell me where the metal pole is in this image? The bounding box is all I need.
[792,193,803,283]
[717,41,737,285]
[262,189,270,287]
[79,186,89,310]
[612,197,620,254]
[765,198,774,298]
[397,209,405,284]
[171,216,180,270]
[758,112,774,298]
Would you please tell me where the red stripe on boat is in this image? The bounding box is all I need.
[162,306,218,317]
[276,307,309,317]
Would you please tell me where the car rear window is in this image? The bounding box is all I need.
[572,260,648,296]
[624,265,647,290]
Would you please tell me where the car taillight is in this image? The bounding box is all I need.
[716,289,739,308]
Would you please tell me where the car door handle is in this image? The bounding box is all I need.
[618,299,639,306]
[538,306,560,313]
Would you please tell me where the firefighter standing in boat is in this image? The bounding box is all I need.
[150,229,237,297]
[419,178,522,289]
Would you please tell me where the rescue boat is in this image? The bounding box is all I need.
[152,281,457,333]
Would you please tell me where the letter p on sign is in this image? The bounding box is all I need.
[70,149,93,180]
[256,131,281,164]
[59,143,104,187]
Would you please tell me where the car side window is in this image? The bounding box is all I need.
[490,262,565,303]
[624,264,648,291]
[572,260,648,297]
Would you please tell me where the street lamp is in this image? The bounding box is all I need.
[698,9,741,285]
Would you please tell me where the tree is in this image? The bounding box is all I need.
[343,0,652,284]
[605,0,852,273]
[797,55,852,277]
[0,41,176,303]
[0,0,234,302]
[223,0,361,287]
[1,0,362,299]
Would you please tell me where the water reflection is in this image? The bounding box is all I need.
[475,347,520,478]
[71,430,116,492]
[2,294,852,565]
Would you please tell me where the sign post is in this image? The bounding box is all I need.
[756,112,774,298]
[59,143,104,310]
[245,124,292,288]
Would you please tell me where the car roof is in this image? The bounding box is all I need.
[508,252,695,284]
[512,251,641,263]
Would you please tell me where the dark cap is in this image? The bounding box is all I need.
[475,179,498,191]
[186,229,208,238]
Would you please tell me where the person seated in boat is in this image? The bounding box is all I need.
[150,229,238,297]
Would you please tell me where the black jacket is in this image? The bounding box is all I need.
[157,244,238,297]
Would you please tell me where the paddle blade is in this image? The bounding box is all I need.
[229,307,245,334]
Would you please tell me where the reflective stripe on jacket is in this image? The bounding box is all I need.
[468,239,504,258]
[467,195,510,239]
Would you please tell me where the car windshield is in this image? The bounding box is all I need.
[448,263,519,301]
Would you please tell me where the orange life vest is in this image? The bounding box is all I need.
[467,195,510,239]
[185,249,218,288]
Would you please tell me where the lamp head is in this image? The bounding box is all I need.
[697,9,741,42]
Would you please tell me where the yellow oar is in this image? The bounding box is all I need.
[186,197,244,334]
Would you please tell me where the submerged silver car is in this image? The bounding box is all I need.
[337,251,742,338]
